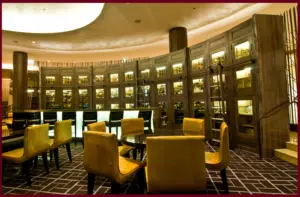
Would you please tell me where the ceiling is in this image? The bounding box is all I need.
[2,3,297,64]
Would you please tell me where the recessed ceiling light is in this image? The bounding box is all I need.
[134,19,141,23]
[32,41,36,43]
[47,60,50,62]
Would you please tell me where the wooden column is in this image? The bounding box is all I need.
[169,27,187,53]
[13,51,28,112]
[254,15,290,157]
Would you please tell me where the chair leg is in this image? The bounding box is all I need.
[116,127,118,137]
[111,182,121,194]
[50,150,53,161]
[137,167,146,194]
[34,156,38,168]
[53,148,60,170]
[42,152,49,174]
[140,148,144,161]
[75,125,77,146]
[66,142,72,162]
[220,168,229,194]
[133,148,137,160]
[22,160,31,186]
[88,173,95,194]
[109,126,111,133]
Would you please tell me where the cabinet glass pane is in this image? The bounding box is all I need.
[96,89,104,99]
[126,103,134,109]
[211,75,225,96]
[111,88,119,98]
[236,67,252,89]
[156,66,166,78]
[110,74,119,83]
[157,83,166,96]
[193,78,204,93]
[63,76,72,85]
[211,51,225,65]
[159,102,168,126]
[125,71,134,81]
[79,89,88,108]
[63,89,72,109]
[78,76,88,84]
[95,75,104,83]
[142,85,150,95]
[238,100,254,136]
[235,41,250,59]
[96,104,104,109]
[46,90,55,109]
[46,76,55,85]
[111,104,119,109]
[125,87,134,98]
[194,101,205,118]
[172,63,183,75]
[173,81,183,95]
[174,102,184,124]
[192,57,204,71]
[141,69,150,79]
[213,101,226,114]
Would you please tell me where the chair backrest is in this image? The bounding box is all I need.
[27,112,41,125]
[182,118,205,136]
[146,136,207,193]
[83,111,97,121]
[83,131,120,181]
[109,111,123,121]
[63,112,76,120]
[218,122,230,169]
[43,112,57,124]
[23,124,50,159]
[87,122,106,132]
[121,118,144,137]
[138,110,152,121]
[53,120,72,146]
[12,112,27,130]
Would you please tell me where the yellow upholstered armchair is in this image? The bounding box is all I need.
[86,121,132,157]
[145,136,207,193]
[2,124,50,186]
[83,131,145,194]
[120,118,144,159]
[49,120,73,169]
[183,117,205,136]
[205,122,230,194]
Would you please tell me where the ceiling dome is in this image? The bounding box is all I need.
[2,3,105,33]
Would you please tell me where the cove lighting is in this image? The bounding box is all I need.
[2,3,105,33]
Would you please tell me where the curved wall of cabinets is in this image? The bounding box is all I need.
[34,14,289,157]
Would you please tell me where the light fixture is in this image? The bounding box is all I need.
[2,3,105,33]
[122,58,127,63]
[32,41,36,44]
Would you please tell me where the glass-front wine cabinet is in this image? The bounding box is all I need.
[174,101,184,125]
[193,101,205,119]
[62,89,73,109]
[45,89,56,109]
[78,89,89,109]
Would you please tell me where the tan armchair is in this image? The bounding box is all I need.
[49,120,73,169]
[205,122,230,194]
[183,118,205,136]
[83,131,145,194]
[2,124,50,186]
[86,121,133,157]
[121,118,144,159]
[145,136,207,193]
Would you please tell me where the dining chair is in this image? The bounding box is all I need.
[2,124,50,186]
[62,111,77,145]
[138,110,152,133]
[48,120,73,169]
[182,117,205,136]
[205,122,230,194]
[145,136,207,193]
[121,118,144,160]
[105,111,123,136]
[83,131,145,194]
[87,121,133,157]
[82,111,97,147]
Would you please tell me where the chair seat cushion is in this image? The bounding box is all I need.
[118,145,134,156]
[205,152,221,169]
[2,148,25,163]
[119,156,144,178]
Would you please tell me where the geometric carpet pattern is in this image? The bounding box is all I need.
[2,142,298,195]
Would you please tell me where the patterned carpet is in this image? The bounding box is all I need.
[2,142,298,195]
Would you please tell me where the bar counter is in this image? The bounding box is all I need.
[9,108,159,138]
